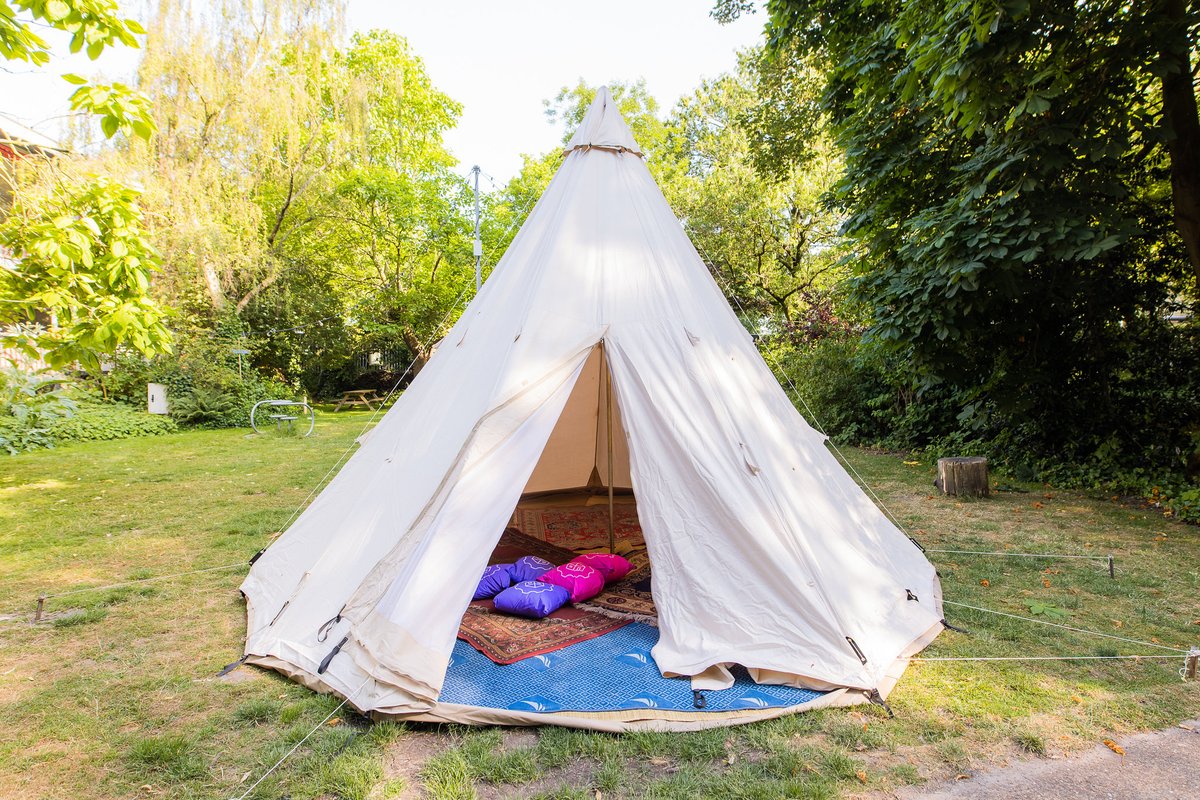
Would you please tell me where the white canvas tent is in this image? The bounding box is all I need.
[241,88,944,730]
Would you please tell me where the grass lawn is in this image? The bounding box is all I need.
[2,414,1199,800]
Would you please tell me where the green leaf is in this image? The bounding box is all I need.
[61,72,89,86]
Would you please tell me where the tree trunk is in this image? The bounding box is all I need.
[935,457,989,497]
[1161,0,1200,285]
[400,327,429,377]
[200,258,226,310]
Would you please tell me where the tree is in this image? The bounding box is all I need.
[0,174,170,368]
[721,0,1199,471]
[1,0,166,369]
[660,55,846,330]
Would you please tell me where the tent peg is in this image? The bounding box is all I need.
[868,689,895,718]
[1108,554,1115,579]
[34,594,46,623]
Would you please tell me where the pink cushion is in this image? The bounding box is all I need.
[570,553,633,582]
[537,562,605,603]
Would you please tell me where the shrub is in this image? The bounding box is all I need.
[0,368,77,454]
[48,400,177,443]
[99,323,296,429]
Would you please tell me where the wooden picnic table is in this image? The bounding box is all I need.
[333,389,381,411]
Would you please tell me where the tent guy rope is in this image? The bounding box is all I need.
[230,677,371,800]
[942,599,1190,653]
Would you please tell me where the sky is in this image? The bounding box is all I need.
[0,0,767,184]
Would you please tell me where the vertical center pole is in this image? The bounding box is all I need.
[604,342,616,555]
[471,165,482,291]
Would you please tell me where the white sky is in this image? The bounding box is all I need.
[0,0,765,184]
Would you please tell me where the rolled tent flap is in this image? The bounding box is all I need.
[239,86,944,726]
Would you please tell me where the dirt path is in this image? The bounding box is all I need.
[895,720,1200,799]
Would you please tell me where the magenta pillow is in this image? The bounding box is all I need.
[473,564,513,600]
[570,553,633,582]
[493,580,570,618]
[538,562,605,603]
[508,555,555,583]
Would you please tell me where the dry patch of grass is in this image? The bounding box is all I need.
[2,428,1199,799]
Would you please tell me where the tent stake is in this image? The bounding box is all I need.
[1108,554,1115,579]
[35,594,45,623]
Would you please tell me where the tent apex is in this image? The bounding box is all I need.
[564,86,643,156]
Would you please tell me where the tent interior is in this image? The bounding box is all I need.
[438,343,840,724]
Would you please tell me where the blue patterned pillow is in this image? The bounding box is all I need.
[473,564,513,600]
[493,580,570,619]
[508,555,555,583]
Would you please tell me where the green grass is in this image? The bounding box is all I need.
[1,422,1199,799]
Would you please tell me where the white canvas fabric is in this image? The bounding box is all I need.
[241,87,944,726]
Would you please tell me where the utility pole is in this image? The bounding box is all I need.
[471,165,482,291]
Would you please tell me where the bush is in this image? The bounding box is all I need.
[0,368,76,454]
[48,400,177,443]
[775,335,956,450]
[100,323,295,429]
[773,324,1200,522]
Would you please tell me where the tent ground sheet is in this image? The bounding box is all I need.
[439,621,826,714]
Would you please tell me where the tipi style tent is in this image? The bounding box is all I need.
[241,88,945,730]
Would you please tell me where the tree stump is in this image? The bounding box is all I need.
[936,457,989,497]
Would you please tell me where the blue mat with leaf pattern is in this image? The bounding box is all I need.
[438,622,825,714]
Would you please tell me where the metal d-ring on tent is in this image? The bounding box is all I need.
[250,400,316,437]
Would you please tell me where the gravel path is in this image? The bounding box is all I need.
[896,720,1200,799]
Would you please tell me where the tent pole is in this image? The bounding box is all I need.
[604,343,615,555]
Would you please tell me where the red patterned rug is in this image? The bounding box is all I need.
[457,601,630,664]
[508,505,644,552]
[459,528,632,664]
[487,528,577,566]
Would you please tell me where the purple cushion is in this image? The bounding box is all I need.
[493,580,570,619]
[473,564,513,600]
[508,555,555,583]
[570,553,633,582]
[538,562,605,603]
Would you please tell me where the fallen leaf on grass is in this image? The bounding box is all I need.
[980,579,990,587]
[1103,739,1125,757]
[1071,695,1083,703]
[649,757,670,766]
[903,460,921,466]
[1032,501,1045,509]
[856,770,868,784]
[326,717,342,726]
[954,774,970,780]
[1042,579,1052,588]
[1111,620,1124,629]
